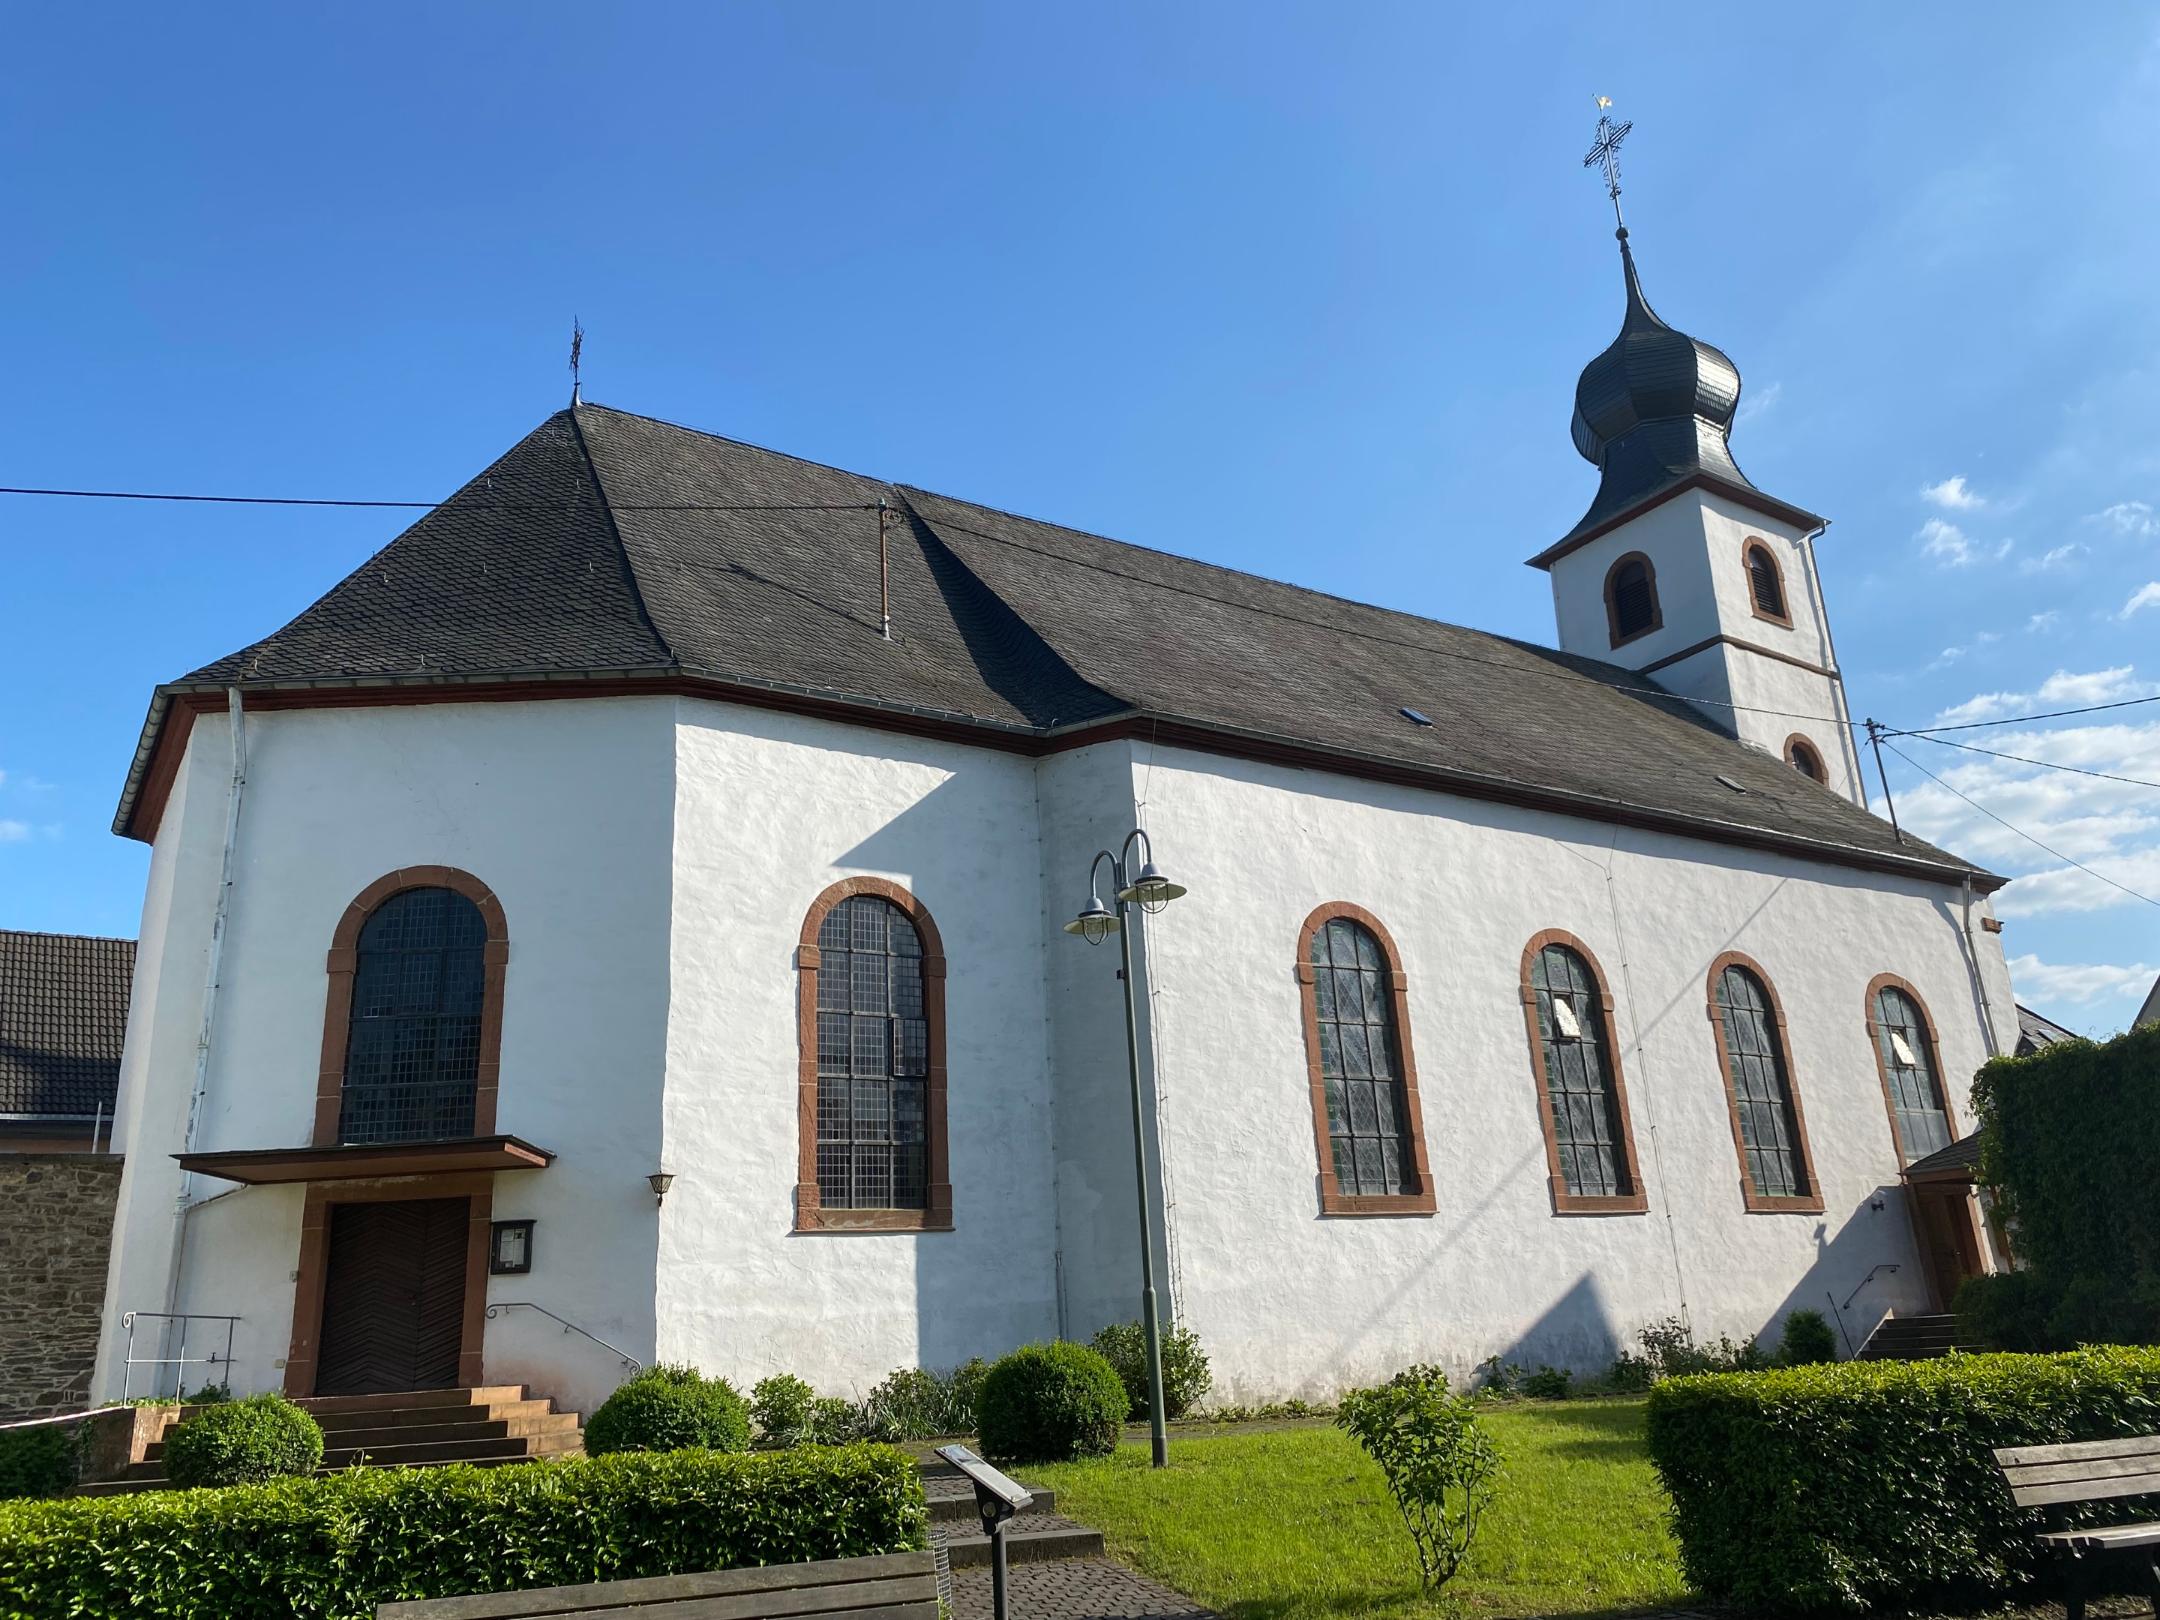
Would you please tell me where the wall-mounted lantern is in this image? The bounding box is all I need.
[648,1172,675,1209]
[489,1218,535,1275]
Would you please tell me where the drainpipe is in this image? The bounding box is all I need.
[161,687,248,1343]
[1796,522,1867,806]
[1960,874,2002,1061]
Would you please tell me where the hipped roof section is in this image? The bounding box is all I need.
[121,404,1994,890]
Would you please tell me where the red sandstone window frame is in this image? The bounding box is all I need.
[1743,538,1794,628]
[1603,551,1664,648]
[795,877,953,1234]
[1294,902,1436,1217]
[1704,951,1824,1214]
[1517,929,1650,1216]
[314,866,509,1149]
[1862,973,1960,1167]
[1783,734,1828,783]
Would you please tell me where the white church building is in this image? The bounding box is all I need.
[92,224,2016,1417]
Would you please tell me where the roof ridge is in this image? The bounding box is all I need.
[572,401,891,491]
[0,928,136,945]
[568,405,679,669]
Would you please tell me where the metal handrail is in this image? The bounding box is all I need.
[484,1302,643,1374]
[120,1310,241,1402]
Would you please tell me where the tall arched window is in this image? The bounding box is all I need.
[1520,932,1646,1214]
[1784,735,1828,783]
[1604,552,1662,647]
[1707,954,1822,1213]
[1744,539,1792,626]
[796,878,951,1232]
[1295,904,1434,1216]
[317,867,508,1148]
[1865,976,1955,1165]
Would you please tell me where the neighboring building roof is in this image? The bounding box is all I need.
[1903,1131,1983,1181]
[2016,1003,2081,1056]
[1532,231,1823,564]
[115,403,1994,892]
[2138,975,2160,1031]
[0,930,135,1119]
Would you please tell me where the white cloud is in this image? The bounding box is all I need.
[1916,517,2011,567]
[0,820,30,843]
[2028,610,2061,632]
[1921,475,1985,511]
[2018,543,2083,575]
[2007,953,2157,1006]
[1736,380,1782,427]
[2092,500,2159,537]
[2120,582,2160,619]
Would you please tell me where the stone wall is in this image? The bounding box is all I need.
[0,1154,122,1418]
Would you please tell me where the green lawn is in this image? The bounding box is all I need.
[1028,1399,1688,1620]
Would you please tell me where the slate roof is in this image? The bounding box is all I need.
[0,930,135,1119]
[1903,1131,1982,1180]
[125,403,1992,888]
[2015,1003,2080,1056]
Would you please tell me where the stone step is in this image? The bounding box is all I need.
[934,1513,1105,1568]
[295,1385,529,1417]
[926,1485,1057,1523]
[144,1411,581,1462]
[309,1399,567,1434]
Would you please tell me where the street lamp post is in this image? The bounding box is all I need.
[1063,827,1186,1469]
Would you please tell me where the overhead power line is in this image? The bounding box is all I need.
[1884,693,2160,737]
[1905,731,2160,791]
[1882,741,2160,910]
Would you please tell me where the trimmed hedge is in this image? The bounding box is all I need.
[1646,1345,2160,1616]
[976,1342,1126,1462]
[163,1393,323,1488]
[585,1364,750,1456]
[0,1443,924,1620]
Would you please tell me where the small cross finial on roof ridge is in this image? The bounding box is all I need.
[569,317,585,406]
[1584,98,1632,234]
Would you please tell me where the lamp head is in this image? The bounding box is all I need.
[1062,896,1121,944]
[1117,861,1187,912]
[648,1171,675,1206]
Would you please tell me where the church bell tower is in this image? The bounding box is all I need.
[1533,113,1864,805]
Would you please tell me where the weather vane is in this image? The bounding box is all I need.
[569,317,585,405]
[1584,96,1632,232]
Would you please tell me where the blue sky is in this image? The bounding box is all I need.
[3,4,2156,1033]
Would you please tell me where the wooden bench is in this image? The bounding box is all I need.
[375,1549,938,1620]
[1995,1435,2160,1618]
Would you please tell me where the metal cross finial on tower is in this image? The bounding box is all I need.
[569,317,585,406]
[1584,96,1632,233]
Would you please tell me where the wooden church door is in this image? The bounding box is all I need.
[315,1198,469,1395]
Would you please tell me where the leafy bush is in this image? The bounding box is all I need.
[0,1443,924,1620]
[1645,1345,2160,1616]
[1969,1023,2160,1349]
[1089,1320,1215,1421]
[749,1374,817,1448]
[0,1424,77,1501]
[162,1394,323,1489]
[1520,1365,1572,1400]
[1777,1309,1839,1366]
[1337,1364,1501,1591]
[807,1397,866,1444]
[585,1364,749,1456]
[1955,1271,2055,1354]
[862,1363,986,1442]
[976,1342,1127,1462]
[1610,1315,1766,1387]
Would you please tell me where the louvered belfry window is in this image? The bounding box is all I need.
[1747,543,1787,619]
[1531,944,1630,1198]
[815,895,929,1210]
[1310,918,1412,1198]
[1611,558,1657,639]
[1713,965,1809,1199]
[340,887,486,1145]
[1873,985,1952,1163]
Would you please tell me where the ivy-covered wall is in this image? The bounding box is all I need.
[1964,1023,2160,1348]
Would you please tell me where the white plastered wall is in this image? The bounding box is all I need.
[1133,744,2016,1401]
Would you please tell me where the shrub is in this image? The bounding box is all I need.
[1956,1271,2055,1354]
[1971,1023,2160,1349]
[806,1396,865,1444]
[946,1357,989,1434]
[0,1443,924,1620]
[861,1364,985,1442]
[1645,1345,2160,1616]
[1089,1320,1215,1421]
[162,1394,323,1489]
[749,1374,817,1448]
[0,1424,77,1501]
[585,1364,749,1456]
[1610,1315,1766,1386]
[1777,1308,1839,1366]
[1520,1364,1572,1400]
[976,1342,1127,1462]
[1337,1364,1500,1591]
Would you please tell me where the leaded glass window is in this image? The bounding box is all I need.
[815,895,928,1211]
[1310,918,1411,1198]
[340,887,485,1145]
[1713,964,1809,1200]
[1873,984,1952,1164]
[1531,944,1631,1198]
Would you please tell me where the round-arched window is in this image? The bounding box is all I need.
[339,886,488,1145]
